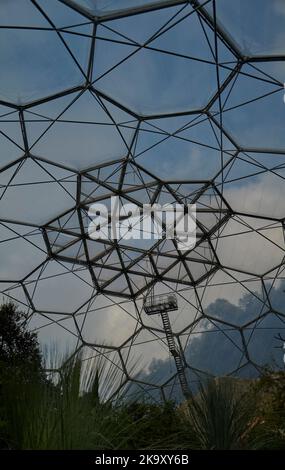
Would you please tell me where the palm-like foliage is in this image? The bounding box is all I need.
[2,354,285,450]
[182,379,256,450]
[1,351,139,450]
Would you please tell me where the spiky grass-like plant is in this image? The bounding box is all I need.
[1,350,139,449]
[183,379,256,450]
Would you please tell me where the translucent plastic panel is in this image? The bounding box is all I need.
[100,4,194,46]
[267,279,285,315]
[244,313,285,367]
[72,0,167,16]
[0,132,23,168]
[223,152,285,183]
[0,28,86,104]
[204,284,269,327]
[223,166,285,219]
[207,0,285,56]
[0,226,46,280]
[121,328,171,379]
[0,0,50,27]
[135,116,235,179]
[94,47,218,115]
[0,0,284,396]
[79,300,138,347]
[199,272,268,323]
[37,0,88,27]
[29,91,136,169]
[34,317,79,353]
[0,159,76,224]
[93,6,234,115]
[26,261,95,312]
[185,319,244,376]
[215,62,285,149]
[0,119,23,149]
[0,282,30,309]
[0,0,87,28]
[215,216,285,275]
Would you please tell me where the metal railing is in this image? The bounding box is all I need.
[143,293,178,315]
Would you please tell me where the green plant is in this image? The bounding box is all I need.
[249,370,285,449]
[125,400,183,449]
[2,333,285,450]
[182,378,257,450]
[0,301,45,448]
[0,301,43,377]
[1,351,142,450]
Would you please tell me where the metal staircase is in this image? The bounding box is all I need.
[161,310,191,399]
[143,293,190,399]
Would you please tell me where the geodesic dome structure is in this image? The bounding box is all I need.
[1,0,285,401]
